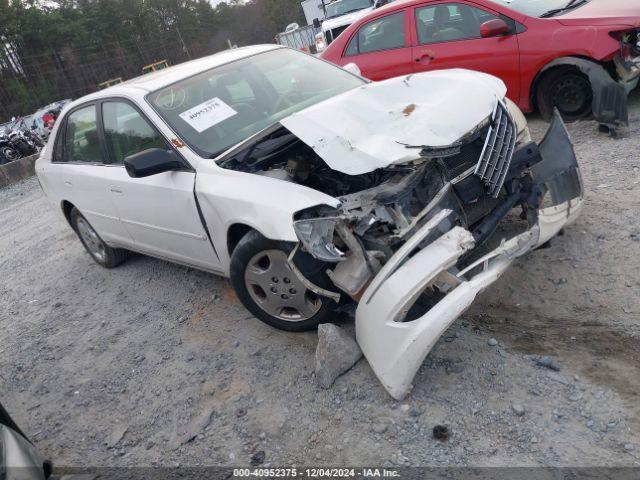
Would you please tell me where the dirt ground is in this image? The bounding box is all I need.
[1,92,639,469]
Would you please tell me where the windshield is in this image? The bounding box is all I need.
[148,48,365,158]
[325,0,373,19]
[487,0,582,17]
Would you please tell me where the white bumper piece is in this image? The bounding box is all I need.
[356,113,584,400]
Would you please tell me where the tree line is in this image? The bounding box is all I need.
[0,0,305,119]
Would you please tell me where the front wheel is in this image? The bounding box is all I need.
[230,230,336,332]
[70,207,128,268]
[537,67,593,122]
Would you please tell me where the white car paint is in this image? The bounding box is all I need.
[36,44,584,400]
[281,70,506,175]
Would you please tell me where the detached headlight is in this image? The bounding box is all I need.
[293,217,346,262]
[315,32,327,52]
[504,97,531,145]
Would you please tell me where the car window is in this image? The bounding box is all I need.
[416,3,500,45]
[102,102,166,164]
[148,48,364,159]
[352,11,406,55]
[63,105,102,163]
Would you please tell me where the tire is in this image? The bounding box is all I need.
[1,146,20,162]
[230,230,336,332]
[69,207,128,268]
[537,67,593,122]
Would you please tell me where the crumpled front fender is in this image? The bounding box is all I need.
[355,112,584,400]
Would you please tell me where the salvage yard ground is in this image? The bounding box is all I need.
[1,92,639,468]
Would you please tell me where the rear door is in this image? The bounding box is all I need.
[100,99,221,271]
[46,103,133,246]
[341,10,414,80]
[410,1,521,102]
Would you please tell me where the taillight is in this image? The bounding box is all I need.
[610,28,640,58]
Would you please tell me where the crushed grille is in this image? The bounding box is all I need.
[474,100,516,197]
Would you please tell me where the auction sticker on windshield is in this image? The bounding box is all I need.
[179,97,237,132]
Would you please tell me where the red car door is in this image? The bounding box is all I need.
[410,0,521,102]
[341,10,414,80]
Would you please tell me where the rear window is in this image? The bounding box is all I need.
[61,105,102,163]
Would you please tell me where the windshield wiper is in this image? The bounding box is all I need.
[339,7,366,15]
[540,0,588,18]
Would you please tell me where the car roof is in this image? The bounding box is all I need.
[70,44,283,105]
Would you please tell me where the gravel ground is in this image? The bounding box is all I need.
[1,92,639,469]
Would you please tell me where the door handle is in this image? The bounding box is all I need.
[64,180,72,187]
[109,186,123,195]
[415,51,435,63]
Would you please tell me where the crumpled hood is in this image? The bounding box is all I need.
[280,69,507,175]
[322,7,374,31]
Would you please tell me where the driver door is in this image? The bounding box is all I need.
[411,1,521,102]
[100,99,221,271]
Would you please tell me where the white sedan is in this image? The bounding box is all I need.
[36,45,583,399]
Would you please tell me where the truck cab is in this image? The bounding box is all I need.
[315,0,390,52]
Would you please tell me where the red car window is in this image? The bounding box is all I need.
[415,2,500,45]
[346,11,406,56]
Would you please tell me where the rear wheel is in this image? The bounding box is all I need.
[230,230,335,331]
[537,67,593,121]
[1,146,20,162]
[70,207,128,268]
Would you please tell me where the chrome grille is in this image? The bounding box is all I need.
[474,100,516,197]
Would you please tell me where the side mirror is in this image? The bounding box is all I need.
[124,148,184,178]
[342,62,362,77]
[480,18,510,38]
[313,18,321,29]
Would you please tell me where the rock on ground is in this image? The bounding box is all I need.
[315,323,362,389]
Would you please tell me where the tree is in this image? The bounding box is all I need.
[0,0,310,118]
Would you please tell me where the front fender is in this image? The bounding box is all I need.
[194,166,339,271]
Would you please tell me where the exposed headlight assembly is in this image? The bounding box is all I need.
[293,217,346,263]
[504,97,532,145]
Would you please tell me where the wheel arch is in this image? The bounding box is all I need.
[529,55,602,114]
[227,223,257,258]
[61,200,76,229]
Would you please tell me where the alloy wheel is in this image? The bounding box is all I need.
[76,217,107,263]
[244,249,322,322]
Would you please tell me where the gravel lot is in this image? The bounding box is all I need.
[1,92,639,469]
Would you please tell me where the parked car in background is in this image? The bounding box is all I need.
[36,45,583,399]
[315,0,393,53]
[27,99,72,141]
[320,0,640,135]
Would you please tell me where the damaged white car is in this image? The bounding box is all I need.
[36,45,583,399]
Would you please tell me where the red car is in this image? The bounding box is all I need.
[321,0,640,135]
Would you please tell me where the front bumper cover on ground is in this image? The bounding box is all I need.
[355,113,584,400]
